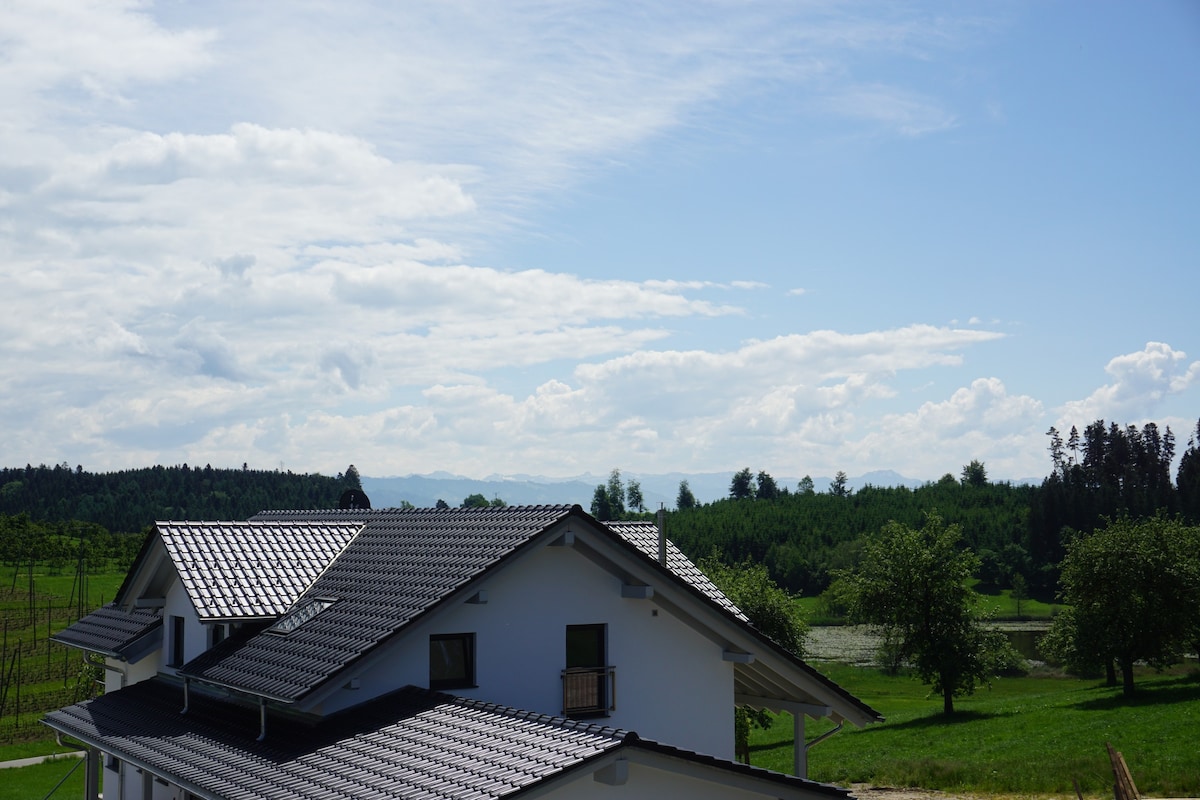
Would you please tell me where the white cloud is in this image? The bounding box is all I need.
[849,378,1044,479]
[1058,342,1200,427]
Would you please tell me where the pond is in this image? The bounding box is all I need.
[806,622,1051,666]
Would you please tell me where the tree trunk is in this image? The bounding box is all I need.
[1105,660,1117,687]
[943,685,954,715]
[1119,656,1135,697]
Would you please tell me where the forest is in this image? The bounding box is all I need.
[0,462,348,534]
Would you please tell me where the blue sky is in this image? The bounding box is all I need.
[2,0,1197,484]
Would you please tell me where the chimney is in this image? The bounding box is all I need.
[657,505,666,566]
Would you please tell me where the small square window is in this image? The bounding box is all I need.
[429,633,475,690]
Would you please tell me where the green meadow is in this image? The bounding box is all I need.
[752,662,1200,797]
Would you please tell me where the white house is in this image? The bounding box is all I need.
[48,504,881,800]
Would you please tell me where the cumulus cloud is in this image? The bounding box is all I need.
[848,378,1044,479]
[1058,342,1200,427]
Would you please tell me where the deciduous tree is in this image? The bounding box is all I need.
[834,511,1014,714]
[1042,515,1200,696]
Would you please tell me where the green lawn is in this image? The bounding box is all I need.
[750,663,1200,796]
[0,756,84,800]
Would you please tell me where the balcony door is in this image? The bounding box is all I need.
[563,624,609,716]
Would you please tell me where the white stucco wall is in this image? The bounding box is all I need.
[321,542,735,759]
[160,581,203,674]
[103,653,158,693]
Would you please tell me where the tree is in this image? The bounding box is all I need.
[1010,573,1028,620]
[960,460,988,487]
[828,471,850,497]
[462,493,489,508]
[590,485,613,521]
[834,511,1014,714]
[797,475,815,495]
[698,553,808,760]
[1043,515,1200,696]
[606,469,626,518]
[730,468,755,500]
[1178,419,1200,523]
[676,480,697,510]
[343,464,363,491]
[755,471,779,500]
[626,479,645,513]
[435,499,450,510]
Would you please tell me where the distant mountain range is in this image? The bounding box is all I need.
[360,469,932,510]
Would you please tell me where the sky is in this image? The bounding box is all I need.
[2,1,1198,485]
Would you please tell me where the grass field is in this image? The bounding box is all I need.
[0,756,84,799]
[750,662,1200,796]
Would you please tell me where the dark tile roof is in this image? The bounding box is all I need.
[51,604,161,661]
[158,521,363,620]
[181,506,577,701]
[44,679,631,800]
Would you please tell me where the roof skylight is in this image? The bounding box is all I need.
[267,597,337,635]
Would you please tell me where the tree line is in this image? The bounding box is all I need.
[615,418,1200,600]
[0,463,350,533]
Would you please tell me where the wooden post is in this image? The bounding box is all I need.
[793,711,807,778]
[1107,741,1140,800]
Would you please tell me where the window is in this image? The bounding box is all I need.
[209,623,226,648]
[566,624,606,670]
[169,615,185,667]
[429,633,476,689]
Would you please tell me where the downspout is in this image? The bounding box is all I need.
[794,716,843,779]
[180,678,189,714]
[805,721,843,757]
[256,697,268,742]
[95,657,128,689]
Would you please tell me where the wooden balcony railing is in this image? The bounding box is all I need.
[561,666,615,717]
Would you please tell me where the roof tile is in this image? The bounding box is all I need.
[157,521,362,620]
